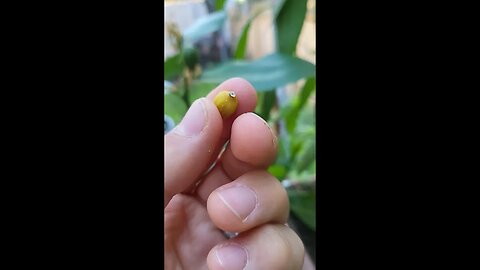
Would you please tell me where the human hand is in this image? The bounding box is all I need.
[164,78,305,270]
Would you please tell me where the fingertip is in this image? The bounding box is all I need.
[207,170,288,233]
[164,98,224,206]
[208,225,305,270]
[230,113,277,166]
[207,243,249,270]
[201,97,224,128]
[207,77,257,118]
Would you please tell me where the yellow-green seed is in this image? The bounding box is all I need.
[213,90,238,119]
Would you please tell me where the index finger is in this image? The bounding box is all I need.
[170,78,257,197]
[206,77,257,140]
[196,77,258,178]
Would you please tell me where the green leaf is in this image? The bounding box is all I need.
[182,47,199,71]
[296,101,316,130]
[234,21,251,59]
[273,0,287,16]
[200,53,315,91]
[164,93,188,125]
[187,81,218,104]
[164,53,184,80]
[259,90,276,121]
[288,189,316,231]
[268,164,287,180]
[285,77,315,133]
[254,90,264,115]
[183,11,226,43]
[289,124,315,164]
[290,137,304,163]
[293,138,315,173]
[275,0,308,54]
[275,132,292,170]
[296,78,316,113]
[234,6,270,59]
[215,0,226,10]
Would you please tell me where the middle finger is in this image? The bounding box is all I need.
[206,170,289,233]
[195,112,278,203]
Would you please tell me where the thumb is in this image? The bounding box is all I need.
[164,97,223,207]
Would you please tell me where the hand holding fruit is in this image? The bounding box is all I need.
[164,78,305,270]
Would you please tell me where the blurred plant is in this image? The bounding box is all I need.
[166,22,183,51]
[164,0,316,234]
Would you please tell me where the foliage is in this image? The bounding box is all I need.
[183,10,226,45]
[275,0,308,54]
[164,53,184,81]
[200,53,315,91]
[164,0,315,232]
[288,189,316,230]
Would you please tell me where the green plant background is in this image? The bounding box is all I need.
[165,0,316,233]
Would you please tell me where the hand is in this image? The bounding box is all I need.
[164,78,305,270]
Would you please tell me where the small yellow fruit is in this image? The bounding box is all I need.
[213,90,238,119]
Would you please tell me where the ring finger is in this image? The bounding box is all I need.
[206,170,289,233]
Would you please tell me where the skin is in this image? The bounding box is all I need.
[165,78,305,270]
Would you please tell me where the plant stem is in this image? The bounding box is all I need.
[183,73,190,108]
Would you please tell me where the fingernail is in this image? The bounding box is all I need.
[251,113,277,147]
[217,185,257,222]
[174,98,207,136]
[215,244,248,270]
